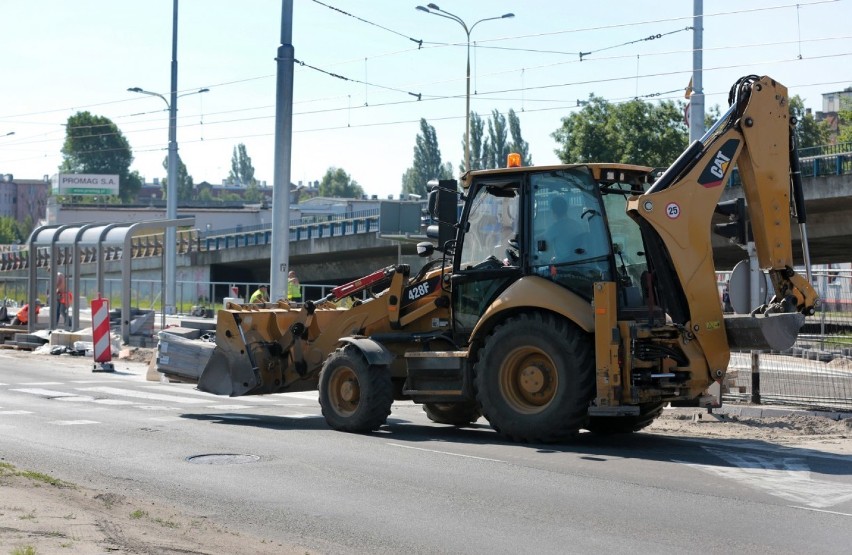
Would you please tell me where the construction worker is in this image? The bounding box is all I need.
[249,284,269,304]
[56,272,73,327]
[11,300,41,326]
[287,271,301,302]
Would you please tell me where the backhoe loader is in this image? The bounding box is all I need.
[190,74,817,442]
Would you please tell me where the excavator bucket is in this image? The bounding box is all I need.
[197,347,259,397]
[723,312,805,352]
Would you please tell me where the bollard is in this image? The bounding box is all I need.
[91,295,114,372]
[750,350,760,404]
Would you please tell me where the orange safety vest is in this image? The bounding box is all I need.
[16,304,39,324]
[57,291,72,305]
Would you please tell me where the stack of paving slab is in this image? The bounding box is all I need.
[156,327,215,381]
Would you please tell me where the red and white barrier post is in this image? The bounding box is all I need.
[91,295,114,372]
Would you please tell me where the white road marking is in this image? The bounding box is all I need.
[12,388,79,398]
[281,413,320,419]
[276,392,319,401]
[387,443,506,463]
[0,410,32,415]
[76,386,209,404]
[50,420,99,425]
[19,382,63,385]
[206,404,253,410]
[789,505,852,517]
[142,385,276,402]
[678,447,852,509]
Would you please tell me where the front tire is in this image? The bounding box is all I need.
[474,313,595,443]
[423,402,481,427]
[319,345,393,433]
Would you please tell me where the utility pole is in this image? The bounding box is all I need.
[689,0,705,142]
[270,0,294,301]
[165,0,180,315]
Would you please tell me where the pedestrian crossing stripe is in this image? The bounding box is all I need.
[50,420,100,425]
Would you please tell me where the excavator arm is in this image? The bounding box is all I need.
[626,75,817,381]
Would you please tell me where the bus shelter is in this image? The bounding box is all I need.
[26,218,194,344]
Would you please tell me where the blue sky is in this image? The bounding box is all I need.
[0,0,849,200]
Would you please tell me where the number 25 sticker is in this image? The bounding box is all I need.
[666,202,681,219]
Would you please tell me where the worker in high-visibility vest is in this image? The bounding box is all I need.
[11,300,41,326]
[287,271,301,302]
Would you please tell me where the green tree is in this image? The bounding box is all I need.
[402,118,452,197]
[161,155,194,202]
[462,109,532,171]
[244,181,263,203]
[552,96,688,167]
[834,89,852,143]
[507,109,532,166]
[462,111,487,173]
[790,95,830,148]
[0,216,22,243]
[319,167,364,198]
[60,111,141,202]
[229,143,256,186]
[484,109,510,169]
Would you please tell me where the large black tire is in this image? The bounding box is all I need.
[423,402,481,427]
[319,345,393,433]
[473,313,595,443]
[584,402,665,434]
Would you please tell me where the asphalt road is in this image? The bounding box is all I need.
[2,349,852,554]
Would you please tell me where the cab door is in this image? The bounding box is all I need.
[451,179,522,341]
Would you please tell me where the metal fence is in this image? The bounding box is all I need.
[4,268,852,413]
[720,270,852,412]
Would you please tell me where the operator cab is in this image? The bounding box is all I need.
[431,157,653,338]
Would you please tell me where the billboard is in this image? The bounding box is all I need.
[52,173,120,196]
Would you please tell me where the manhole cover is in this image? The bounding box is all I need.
[185,453,260,465]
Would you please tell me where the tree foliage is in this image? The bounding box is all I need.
[833,90,852,144]
[60,111,141,202]
[402,118,452,197]
[0,216,25,244]
[789,95,831,148]
[552,96,688,167]
[229,143,256,186]
[319,167,364,198]
[161,154,194,201]
[462,109,531,172]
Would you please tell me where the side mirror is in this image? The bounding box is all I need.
[416,242,435,257]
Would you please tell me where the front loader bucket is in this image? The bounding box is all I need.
[197,347,259,397]
[724,312,805,352]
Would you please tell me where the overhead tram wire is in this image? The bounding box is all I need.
[310,0,424,48]
[6,71,851,168]
[0,1,838,122]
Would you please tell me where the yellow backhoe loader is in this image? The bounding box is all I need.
[188,74,817,442]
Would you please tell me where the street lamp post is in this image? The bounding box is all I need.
[127,86,208,316]
[416,3,514,172]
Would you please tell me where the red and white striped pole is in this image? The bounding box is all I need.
[91,295,114,372]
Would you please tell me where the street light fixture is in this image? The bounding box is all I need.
[127,85,208,316]
[416,3,514,172]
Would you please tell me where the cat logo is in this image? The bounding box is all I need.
[697,138,740,188]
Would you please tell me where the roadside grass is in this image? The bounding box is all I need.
[10,547,37,555]
[0,462,73,489]
[129,508,180,529]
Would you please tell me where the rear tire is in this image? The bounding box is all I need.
[319,345,393,433]
[585,402,664,434]
[423,402,481,427]
[474,313,595,443]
